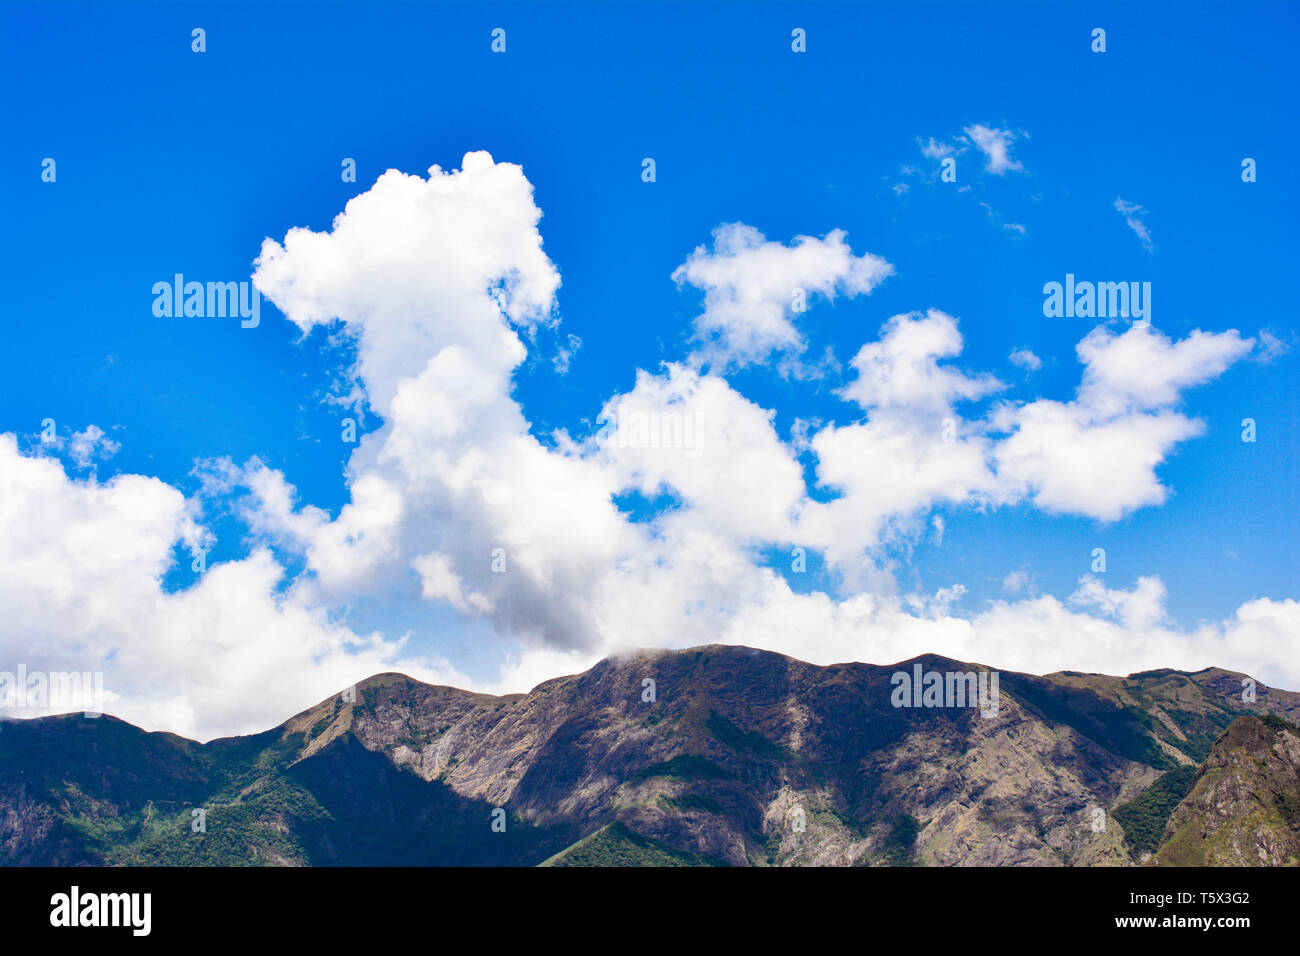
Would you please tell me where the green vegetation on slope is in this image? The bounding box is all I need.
[633,753,735,782]
[877,814,921,866]
[997,675,1176,770]
[541,822,712,867]
[705,710,786,760]
[8,653,1298,868]
[1112,765,1197,856]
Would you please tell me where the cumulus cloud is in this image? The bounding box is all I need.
[838,310,1003,413]
[0,435,457,740]
[254,151,561,413]
[991,324,1253,520]
[992,400,1203,520]
[4,152,1290,742]
[594,364,806,544]
[703,574,1300,693]
[1076,324,1253,417]
[672,223,893,372]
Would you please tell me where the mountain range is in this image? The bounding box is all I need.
[3,645,1298,866]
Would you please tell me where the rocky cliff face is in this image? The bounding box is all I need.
[1,645,1296,866]
[1155,715,1300,866]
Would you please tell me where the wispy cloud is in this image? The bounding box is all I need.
[898,124,1029,234]
[919,136,957,160]
[1114,197,1154,252]
[1253,328,1291,363]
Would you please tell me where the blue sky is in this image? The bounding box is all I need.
[1,1,1296,737]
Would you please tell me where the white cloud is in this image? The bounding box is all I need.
[703,574,1300,693]
[964,124,1024,175]
[67,425,120,468]
[553,332,582,373]
[412,550,492,614]
[1076,324,1253,417]
[1002,569,1030,595]
[254,151,560,415]
[991,324,1253,521]
[4,153,1290,744]
[838,310,1004,413]
[919,136,957,159]
[1114,197,1154,252]
[993,399,1203,519]
[595,363,806,544]
[904,126,1028,229]
[1009,348,1041,372]
[931,515,945,545]
[803,413,1001,571]
[672,222,893,372]
[242,190,1277,703]
[0,435,458,740]
[32,424,121,470]
[1253,328,1290,363]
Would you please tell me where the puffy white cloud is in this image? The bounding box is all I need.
[991,398,1203,520]
[5,153,1289,743]
[251,155,630,654]
[788,311,1006,569]
[0,435,457,741]
[803,414,1000,570]
[1076,324,1253,416]
[708,573,1300,693]
[248,162,1260,672]
[838,310,1003,412]
[595,363,806,544]
[992,324,1252,521]
[0,435,199,631]
[672,222,892,372]
[412,550,492,614]
[253,150,560,415]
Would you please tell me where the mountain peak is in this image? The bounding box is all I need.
[4,648,1298,866]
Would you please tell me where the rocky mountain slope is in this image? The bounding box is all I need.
[2,645,1297,866]
[1154,714,1300,866]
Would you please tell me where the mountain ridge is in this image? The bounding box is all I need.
[3,644,1297,867]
